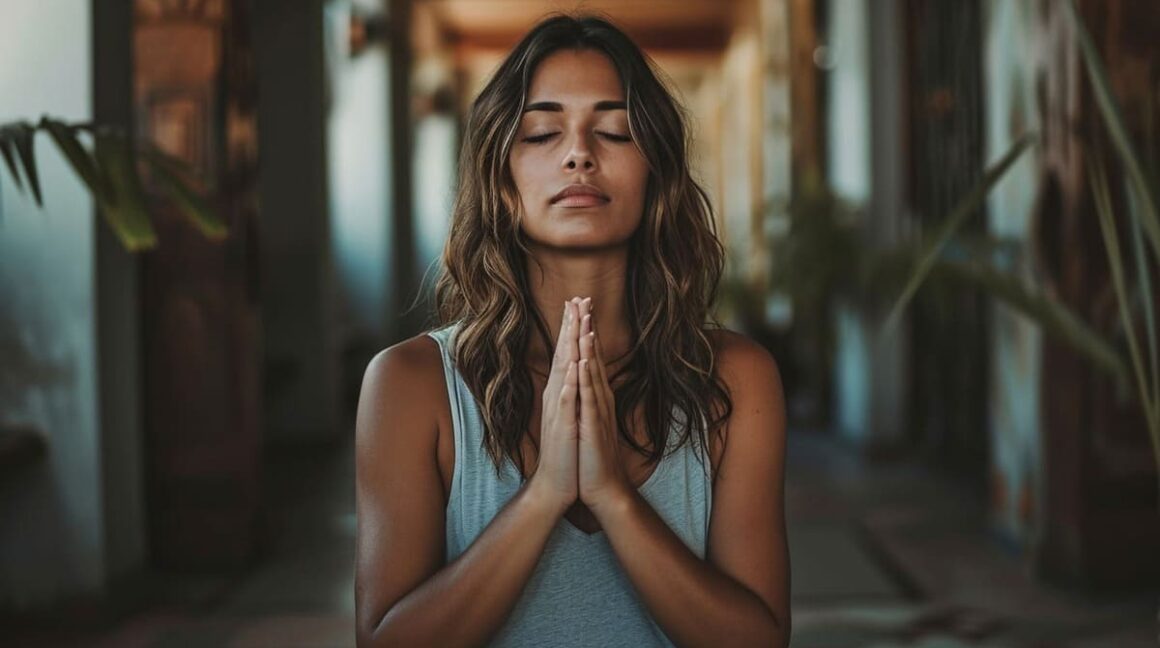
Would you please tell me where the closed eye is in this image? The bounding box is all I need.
[522,132,558,144]
[598,131,632,143]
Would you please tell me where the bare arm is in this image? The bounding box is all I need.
[589,332,791,647]
[356,306,582,646]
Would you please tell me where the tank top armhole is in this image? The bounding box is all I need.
[426,326,463,512]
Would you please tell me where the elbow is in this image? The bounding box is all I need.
[356,609,397,648]
[358,607,439,648]
[746,603,788,648]
[764,609,790,648]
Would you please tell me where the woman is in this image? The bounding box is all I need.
[355,14,789,647]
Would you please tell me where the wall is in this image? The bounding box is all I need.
[718,18,763,285]
[0,1,105,607]
[254,0,341,443]
[829,0,909,447]
[982,0,1044,551]
[411,2,458,310]
[325,0,395,348]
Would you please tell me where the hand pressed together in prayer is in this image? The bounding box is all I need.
[573,297,633,514]
[531,296,633,515]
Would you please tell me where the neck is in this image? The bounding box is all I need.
[524,244,634,373]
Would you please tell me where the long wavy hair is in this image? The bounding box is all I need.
[433,14,733,479]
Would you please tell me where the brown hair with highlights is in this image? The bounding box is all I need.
[434,14,733,478]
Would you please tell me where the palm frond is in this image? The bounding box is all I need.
[8,122,43,206]
[94,130,157,251]
[0,115,225,251]
[930,257,1128,391]
[884,133,1037,331]
[145,148,227,240]
[1066,0,1160,266]
[1090,155,1160,465]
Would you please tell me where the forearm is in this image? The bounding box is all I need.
[595,492,787,648]
[365,484,564,648]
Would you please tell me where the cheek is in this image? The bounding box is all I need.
[616,158,649,215]
[509,151,551,206]
[508,153,530,200]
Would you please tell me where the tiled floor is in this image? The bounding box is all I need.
[784,430,1157,648]
[5,429,1157,647]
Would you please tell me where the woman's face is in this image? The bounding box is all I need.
[509,48,649,252]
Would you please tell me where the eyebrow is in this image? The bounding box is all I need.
[522,100,627,113]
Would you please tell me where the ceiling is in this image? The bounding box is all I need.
[421,0,742,53]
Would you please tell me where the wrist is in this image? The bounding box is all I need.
[587,485,637,523]
[524,477,573,518]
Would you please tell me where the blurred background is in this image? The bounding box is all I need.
[1,0,1158,646]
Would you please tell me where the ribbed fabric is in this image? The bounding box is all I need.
[426,323,713,647]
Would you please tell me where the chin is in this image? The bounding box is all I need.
[520,229,620,252]
[521,218,639,252]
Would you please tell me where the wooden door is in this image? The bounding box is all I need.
[134,0,263,569]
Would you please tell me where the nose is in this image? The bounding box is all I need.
[562,132,596,172]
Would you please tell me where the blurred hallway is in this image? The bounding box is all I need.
[4,1,1160,644]
[8,428,1153,648]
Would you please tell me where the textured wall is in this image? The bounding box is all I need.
[0,1,103,607]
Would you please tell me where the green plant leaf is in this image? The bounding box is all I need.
[10,122,43,206]
[94,132,157,251]
[1126,172,1160,411]
[1093,158,1155,416]
[0,128,25,191]
[930,257,1129,391]
[884,132,1037,331]
[1066,0,1160,269]
[1090,157,1160,471]
[145,148,227,240]
[39,117,103,199]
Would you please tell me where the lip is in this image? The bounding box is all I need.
[550,183,610,206]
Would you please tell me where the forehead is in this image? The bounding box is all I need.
[526,49,625,104]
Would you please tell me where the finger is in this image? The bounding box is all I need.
[580,313,593,362]
[567,299,581,363]
[580,333,607,414]
[592,329,607,381]
[550,301,572,379]
[591,331,614,419]
[579,358,598,428]
[558,299,570,344]
[558,361,577,426]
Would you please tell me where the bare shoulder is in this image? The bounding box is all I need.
[356,332,448,449]
[705,327,783,396]
[364,333,444,385]
[702,328,785,475]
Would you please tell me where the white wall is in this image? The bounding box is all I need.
[983,0,1043,549]
[0,1,105,607]
[326,0,394,344]
[413,113,456,292]
[825,0,871,204]
[829,0,909,447]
